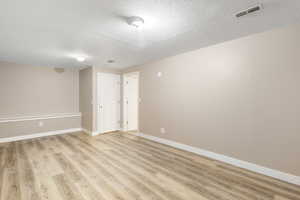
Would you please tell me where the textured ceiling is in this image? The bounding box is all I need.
[0,0,300,69]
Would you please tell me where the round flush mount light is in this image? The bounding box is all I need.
[127,16,145,28]
[76,57,85,62]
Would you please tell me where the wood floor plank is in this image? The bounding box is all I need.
[72,151,141,200]
[53,174,86,200]
[1,142,20,200]
[64,135,158,200]
[4,143,17,171]
[0,147,6,198]
[54,153,106,200]
[0,131,299,200]
[73,152,144,200]
[28,140,63,200]
[16,142,41,200]
[72,134,216,199]
[0,169,20,200]
[0,168,3,199]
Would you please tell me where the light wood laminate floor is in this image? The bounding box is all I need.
[0,131,299,200]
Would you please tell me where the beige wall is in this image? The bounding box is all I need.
[0,61,80,138]
[0,61,79,116]
[79,67,93,132]
[128,24,300,176]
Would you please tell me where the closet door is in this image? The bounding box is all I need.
[97,73,120,134]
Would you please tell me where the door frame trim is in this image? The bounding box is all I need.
[122,71,140,132]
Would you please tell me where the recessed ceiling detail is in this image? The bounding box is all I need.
[0,0,299,68]
[107,60,115,63]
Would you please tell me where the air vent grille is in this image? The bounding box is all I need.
[236,4,262,18]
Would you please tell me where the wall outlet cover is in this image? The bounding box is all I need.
[38,121,44,127]
[160,128,166,134]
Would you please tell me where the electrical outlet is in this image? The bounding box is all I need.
[38,121,44,127]
[160,128,166,134]
[157,72,162,77]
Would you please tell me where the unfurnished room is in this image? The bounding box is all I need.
[0,0,300,200]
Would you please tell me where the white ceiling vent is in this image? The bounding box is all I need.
[235,4,263,18]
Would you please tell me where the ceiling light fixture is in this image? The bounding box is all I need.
[76,57,85,62]
[127,16,145,28]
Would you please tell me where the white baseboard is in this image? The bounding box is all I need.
[92,131,105,136]
[82,128,93,136]
[0,128,82,143]
[82,129,105,136]
[93,133,102,136]
[83,129,122,137]
[137,132,300,186]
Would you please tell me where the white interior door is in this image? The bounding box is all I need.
[97,73,120,134]
[123,73,139,131]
